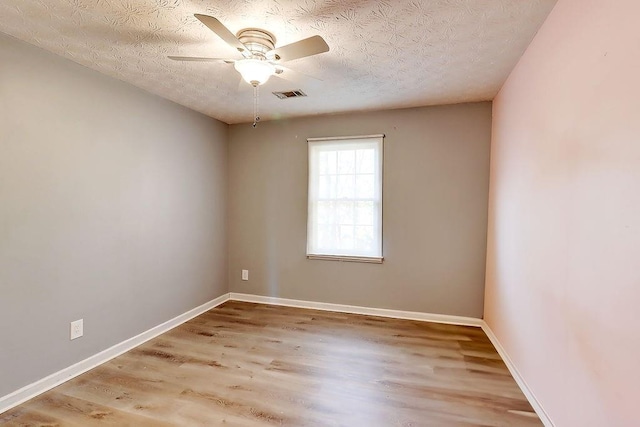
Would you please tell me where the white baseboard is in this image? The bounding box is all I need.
[481,321,554,427]
[0,293,230,415]
[229,293,483,327]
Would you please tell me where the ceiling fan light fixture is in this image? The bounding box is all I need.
[234,59,276,86]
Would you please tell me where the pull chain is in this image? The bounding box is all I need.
[252,84,260,128]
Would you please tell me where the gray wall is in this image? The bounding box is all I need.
[228,103,491,317]
[0,34,228,396]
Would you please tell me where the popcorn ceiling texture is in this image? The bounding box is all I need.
[0,0,556,124]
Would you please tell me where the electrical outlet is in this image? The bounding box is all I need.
[70,319,83,340]
[241,269,249,281]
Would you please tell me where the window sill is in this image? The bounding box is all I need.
[306,255,384,264]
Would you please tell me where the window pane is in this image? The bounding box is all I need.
[336,201,354,225]
[355,201,374,225]
[337,175,355,199]
[318,224,335,249]
[355,174,374,199]
[338,225,354,250]
[317,201,335,224]
[319,175,337,199]
[356,149,374,174]
[355,225,374,251]
[319,151,329,174]
[337,150,355,174]
[319,150,338,175]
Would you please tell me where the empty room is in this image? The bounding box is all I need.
[1,0,638,426]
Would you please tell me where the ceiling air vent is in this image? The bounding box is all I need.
[272,90,307,99]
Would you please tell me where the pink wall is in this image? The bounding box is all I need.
[485,0,640,426]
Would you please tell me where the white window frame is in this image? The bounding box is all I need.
[306,134,384,263]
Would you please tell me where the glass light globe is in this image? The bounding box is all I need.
[234,59,276,86]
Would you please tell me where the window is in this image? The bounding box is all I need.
[307,134,384,263]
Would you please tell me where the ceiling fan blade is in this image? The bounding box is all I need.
[268,35,329,62]
[274,65,322,83]
[194,14,250,58]
[168,56,235,63]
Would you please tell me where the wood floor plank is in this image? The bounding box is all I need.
[1,301,541,426]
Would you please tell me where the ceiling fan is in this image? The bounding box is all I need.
[169,14,330,88]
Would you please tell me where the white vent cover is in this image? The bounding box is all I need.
[273,90,307,99]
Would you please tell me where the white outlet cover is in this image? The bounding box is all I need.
[241,270,249,281]
[70,319,83,340]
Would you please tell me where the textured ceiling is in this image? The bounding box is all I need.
[0,0,556,124]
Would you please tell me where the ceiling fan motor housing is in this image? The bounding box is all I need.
[236,28,277,59]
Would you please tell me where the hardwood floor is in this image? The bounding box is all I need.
[1,301,541,426]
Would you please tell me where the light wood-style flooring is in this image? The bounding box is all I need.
[1,301,541,426]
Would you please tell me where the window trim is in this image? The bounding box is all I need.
[306,134,385,264]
